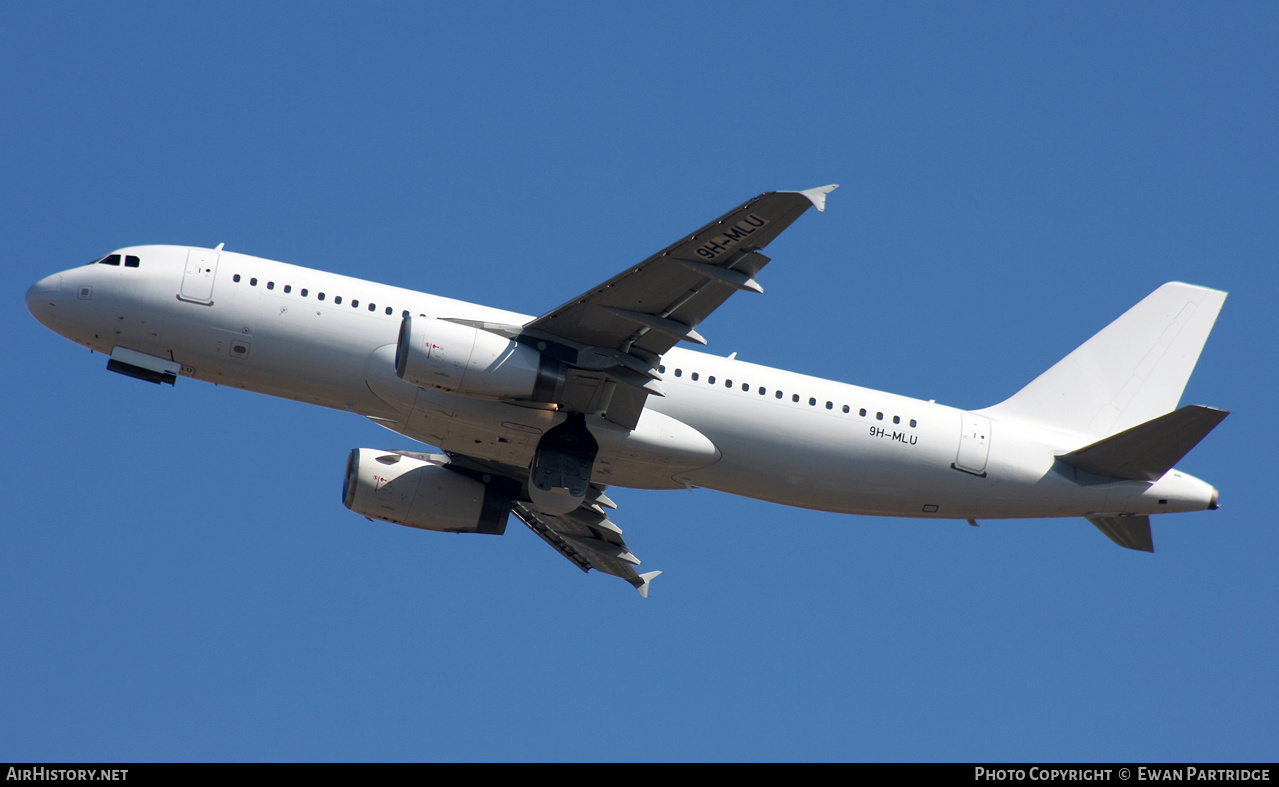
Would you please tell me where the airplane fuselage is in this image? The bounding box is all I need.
[27,244,1218,523]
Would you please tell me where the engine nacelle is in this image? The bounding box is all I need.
[343,449,511,535]
[395,315,565,402]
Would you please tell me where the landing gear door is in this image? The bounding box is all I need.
[181,249,219,303]
[954,412,991,476]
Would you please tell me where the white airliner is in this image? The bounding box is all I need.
[26,186,1228,596]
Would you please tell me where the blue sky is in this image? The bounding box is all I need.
[3,2,1276,762]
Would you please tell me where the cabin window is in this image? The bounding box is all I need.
[893,416,900,424]
[826,401,833,410]
[725,379,732,388]
[792,394,799,402]
[775,391,783,399]
[402,310,409,318]
[674,369,682,378]
[842,405,850,413]
[385,307,393,315]
[284,285,291,293]
[233,274,241,283]
[809,397,817,406]
[876,412,884,421]
[708,376,716,385]
[691,373,699,381]
[334,296,342,305]
[351,299,358,308]
[250,278,257,286]
[860,408,867,417]
[318,292,325,301]
[267,282,274,290]
[659,365,666,374]
[301,289,309,297]
[910,419,917,428]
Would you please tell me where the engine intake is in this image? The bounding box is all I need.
[343,449,510,535]
[395,316,564,402]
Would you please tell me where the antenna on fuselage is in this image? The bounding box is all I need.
[214,242,225,251]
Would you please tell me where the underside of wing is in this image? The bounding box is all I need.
[525,186,836,357]
[512,495,661,597]
[519,186,837,428]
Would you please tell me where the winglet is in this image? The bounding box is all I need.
[797,184,839,212]
[633,570,662,598]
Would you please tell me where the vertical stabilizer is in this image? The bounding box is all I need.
[982,283,1226,440]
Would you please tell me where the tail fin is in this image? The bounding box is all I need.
[982,283,1226,440]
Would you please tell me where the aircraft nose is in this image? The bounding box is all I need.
[26,273,64,322]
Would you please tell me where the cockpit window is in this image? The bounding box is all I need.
[97,254,121,266]
[124,255,140,268]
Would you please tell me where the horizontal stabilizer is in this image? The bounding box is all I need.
[1087,514,1154,552]
[1058,405,1228,481]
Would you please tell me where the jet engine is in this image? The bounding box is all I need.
[395,316,565,402]
[343,449,511,535]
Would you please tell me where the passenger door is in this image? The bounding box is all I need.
[180,249,219,303]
